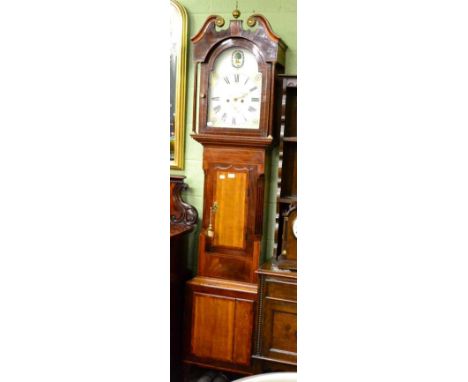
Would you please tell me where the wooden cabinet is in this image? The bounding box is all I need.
[253,261,297,371]
[170,176,197,382]
[184,277,257,374]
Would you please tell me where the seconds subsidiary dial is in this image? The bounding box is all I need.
[207,47,262,129]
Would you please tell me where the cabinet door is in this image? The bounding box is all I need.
[200,159,263,282]
[210,166,251,252]
[261,299,297,362]
[199,146,266,282]
[260,281,297,363]
[190,292,255,366]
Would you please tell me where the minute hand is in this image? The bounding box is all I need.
[237,91,251,99]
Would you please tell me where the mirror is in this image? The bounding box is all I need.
[170,0,188,170]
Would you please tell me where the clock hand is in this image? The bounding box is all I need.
[232,91,251,102]
[237,86,260,100]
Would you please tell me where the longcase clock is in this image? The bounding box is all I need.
[183,9,287,376]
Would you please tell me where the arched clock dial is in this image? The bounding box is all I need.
[207,47,262,129]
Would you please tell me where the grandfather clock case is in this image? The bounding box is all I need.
[184,11,286,376]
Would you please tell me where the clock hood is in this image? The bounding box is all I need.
[191,14,287,66]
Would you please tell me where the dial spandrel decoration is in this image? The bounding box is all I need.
[207,47,262,129]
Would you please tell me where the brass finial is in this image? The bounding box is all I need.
[232,1,240,19]
[215,16,225,27]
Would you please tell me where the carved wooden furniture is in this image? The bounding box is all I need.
[183,10,287,377]
[252,261,297,372]
[170,176,198,382]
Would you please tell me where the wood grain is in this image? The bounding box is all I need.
[184,277,258,374]
[213,170,247,249]
[233,299,255,365]
[191,293,236,362]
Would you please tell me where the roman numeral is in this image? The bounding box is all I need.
[251,97,259,102]
[232,117,236,125]
[234,74,239,82]
[214,105,221,113]
[244,78,249,85]
[248,106,257,113]
[221,113,227,122]
[224,76,230,84]
[249,86,258,92]
[211,96,220,101]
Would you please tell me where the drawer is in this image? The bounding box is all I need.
[265,277,296,302]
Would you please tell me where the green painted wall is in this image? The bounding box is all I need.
[171,0,297,271]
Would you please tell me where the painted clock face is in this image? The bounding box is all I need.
[207,47,262,129]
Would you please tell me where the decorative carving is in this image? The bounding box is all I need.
[170,175,197,381]
[170,176,198,227]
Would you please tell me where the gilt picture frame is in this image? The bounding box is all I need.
[170,0,188,170]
